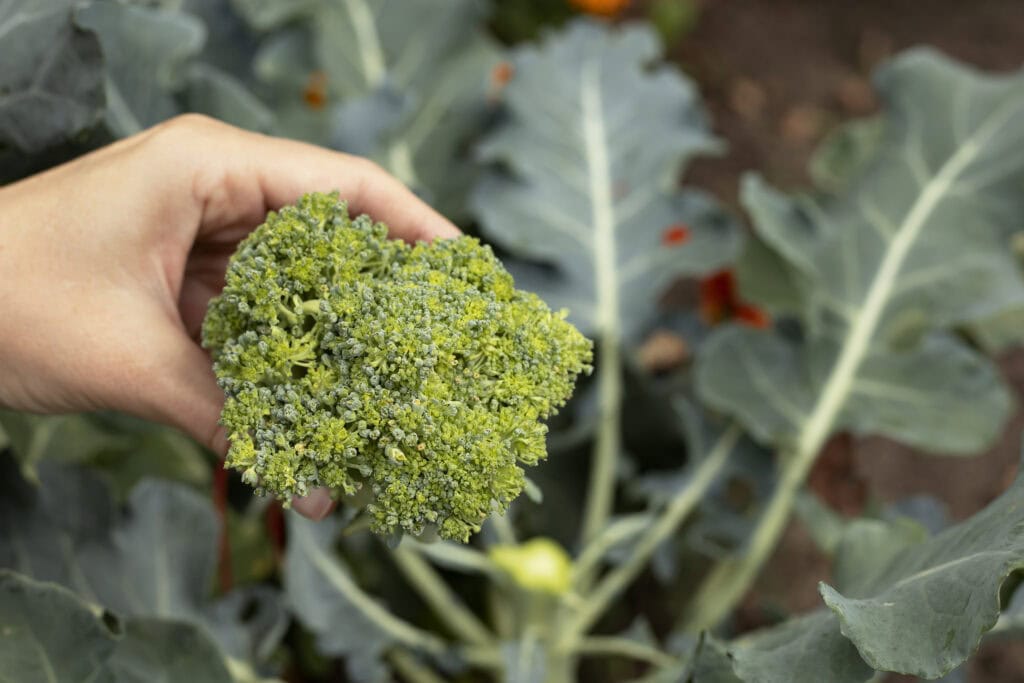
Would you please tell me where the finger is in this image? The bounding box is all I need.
[152,116,461,244]
[249,138,462,242]
[120,321,226,454]
[291,488,336,521]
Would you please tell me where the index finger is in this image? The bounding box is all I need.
[157,115,463,243]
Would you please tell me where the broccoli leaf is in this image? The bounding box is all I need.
[284,514,408,682]
[75,0,204,136]
[0,570,118,683]
[184,63,274,132]
[472,19,738,345]
[250,0,499,221]
[0,411,210,498]
[0,570,237,683]
[108,618,233,683]
[698,456,1024,682]
[698,49,1024,456]
[0,0,105,153]
[0,453,286,672]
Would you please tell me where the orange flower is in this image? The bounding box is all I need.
[488,61,515,101]
[699,270,771,329]
[303,71,328,110]
[569,0,631,17]
[491,61,515,88]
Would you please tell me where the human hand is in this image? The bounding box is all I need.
[0,114,460,518]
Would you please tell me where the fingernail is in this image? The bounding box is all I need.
[294,488,334,521]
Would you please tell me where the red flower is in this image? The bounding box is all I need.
[699,270,771,329]
[662,223,692,246]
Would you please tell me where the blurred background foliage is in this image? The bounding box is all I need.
[3,1,1024,682]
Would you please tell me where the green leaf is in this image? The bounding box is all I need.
[81,479,217,620]
[284,514,415,681]
[251,0,499,221]
[716,612,873,683]
[705,460,1024,682]
[228,0,318,31]
[0,0,105,153]
[109,618,232,683]
[698,49,1024,456]
[808,117,884,194]
[0,411,210,498]
[699,327,1010,454]
[0,570,118,683]
[184,64,274,132]
[75,0,204,136]
[472,19,738,345]
[0,454,285,672]
[819,466,1024,677]
[318,0,499,220]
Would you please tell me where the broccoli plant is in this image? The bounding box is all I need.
[8,3,1024,683]
[201,192,592,542]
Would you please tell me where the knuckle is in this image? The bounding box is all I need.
[145,113,224,149]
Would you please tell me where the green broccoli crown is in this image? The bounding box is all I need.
[202,192,592,542]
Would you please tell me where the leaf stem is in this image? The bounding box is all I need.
[391,545,496,647]
[572,514,652,582]
[579,333,623,553]
[298,523,447,655]
[575,636,680,669]
[562,425,739,643]
[681,446,808,631]
[388,648,448,683]
[578,57,624,553]
[488,510,518,547]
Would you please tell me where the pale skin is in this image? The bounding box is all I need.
[0,114,460,519]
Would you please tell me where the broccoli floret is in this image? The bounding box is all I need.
[202,192,592,542]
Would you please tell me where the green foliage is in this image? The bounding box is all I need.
[242,0,500,221]
[6,3,1024,682]
[684,48,1024,636]
[697,460,1024,682]
[202,192,592,542]
[0,450,284,681]
[474,19,737,345]
[0,0,105,153]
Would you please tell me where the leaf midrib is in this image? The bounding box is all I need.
[793,92,1024,463]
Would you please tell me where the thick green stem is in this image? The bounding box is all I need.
[561,425,739,644]
[579,333,622,551]
[392,545,495,647]
[682,444,812,632]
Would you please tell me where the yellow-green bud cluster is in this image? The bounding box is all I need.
[202,192,592,542]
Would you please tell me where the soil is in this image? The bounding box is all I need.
[661,1,1024,681]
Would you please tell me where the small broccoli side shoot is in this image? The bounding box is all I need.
[202,192,593,542]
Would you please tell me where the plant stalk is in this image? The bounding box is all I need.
[392,545,495,648]
[388,648,448,683]
[575,636,680,668]
[579,333,622,551]
[561,425,739,643]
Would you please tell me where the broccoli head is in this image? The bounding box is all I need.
[202,192,592,542]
